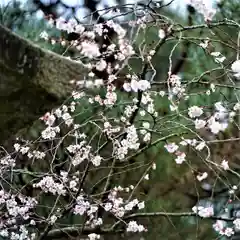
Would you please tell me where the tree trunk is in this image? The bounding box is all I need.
[0,24,86,146]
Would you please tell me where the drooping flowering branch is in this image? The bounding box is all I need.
[1,1,240,240]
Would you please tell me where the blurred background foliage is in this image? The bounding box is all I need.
[1,0,240,239]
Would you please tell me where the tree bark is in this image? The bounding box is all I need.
[0,24,86,146]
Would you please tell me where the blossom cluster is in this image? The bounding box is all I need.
[169,74,186,99]
[188,0,217,21]
[33,176,66,195]
[192,205,214,218]
[115,125,140,160]
[123,75,151,92]
[187,101,237,135]
[72,188,146,231]
[0,191,37,240]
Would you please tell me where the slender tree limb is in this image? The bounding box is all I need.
[46,211,235,239]
[46,226,123,239]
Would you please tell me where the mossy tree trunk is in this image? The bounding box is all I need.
[0,24,86,147]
